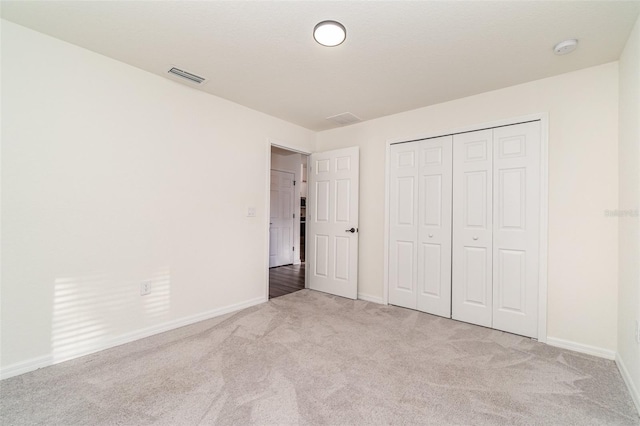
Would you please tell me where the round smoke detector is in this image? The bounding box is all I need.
[553,39,578,55]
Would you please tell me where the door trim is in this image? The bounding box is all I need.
[265,138,312,302]
[383,113,549,343]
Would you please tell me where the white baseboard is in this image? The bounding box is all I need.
[546,336,616,360]
[357,292,385,305]
[616,353,640,415]
[0,296,266,381]
[0,354,53,381]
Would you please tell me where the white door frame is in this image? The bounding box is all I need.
[383,113,549,342]
[265,138,312,302]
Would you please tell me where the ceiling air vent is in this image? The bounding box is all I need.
[167,67,207,85]
[326,112,362,126]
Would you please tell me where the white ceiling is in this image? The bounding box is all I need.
[2,1,639,131]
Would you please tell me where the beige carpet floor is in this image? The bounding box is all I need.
[1,289,638,425]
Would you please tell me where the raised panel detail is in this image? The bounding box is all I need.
[281,227,291,256]
[336,156,351,171]
[423,147,442,166]
[421,243,441,296]
[499,136,526,159]
[270,189,279,219]
[464,141,487,161]
[499,168,526,230]
[396,241,414,291]
[397,151,415,168]
[335,179,350,222]
[315,180,329,222]
[464,171,487,228]
[423,175,442,227]
[282,191,292,218]
[464,247,487,306]
[269,228,278,253]
[317,159,330,173]
[497,249,526,313]
[314,235,329,277]
[334,236,350,281]
[397,176,415,225]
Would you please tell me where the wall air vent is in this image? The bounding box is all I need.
[167,67,207,85]
[326,112,362,126]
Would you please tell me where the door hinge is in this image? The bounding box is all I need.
[293,247,295,251]
[293,213,295,218]
[294,180,296,186]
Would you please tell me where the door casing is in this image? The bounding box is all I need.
[265,139,312,302]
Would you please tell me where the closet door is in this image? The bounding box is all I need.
[492,122,540,338]
[389,142,419,309]
[452,129,493,327]
[416,136,453,317]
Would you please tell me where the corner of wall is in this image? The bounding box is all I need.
[617,12,640,415]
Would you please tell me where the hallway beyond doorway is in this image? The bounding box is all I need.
[269,263,305,299]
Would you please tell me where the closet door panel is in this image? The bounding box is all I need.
[389,143,419,309]
[492,122,540,338]
[417,136,453,317]
[452,130,493,327]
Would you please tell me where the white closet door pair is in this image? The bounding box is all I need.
[389,136,453,318]
[452,122,541,338]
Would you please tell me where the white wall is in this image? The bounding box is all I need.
[0,21,314,373]
[270,149,304,264]
[618,14,640,408]
[315,63,620,353]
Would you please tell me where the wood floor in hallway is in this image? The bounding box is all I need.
[269,263,305,299]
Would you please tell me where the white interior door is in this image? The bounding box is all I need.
[307,147,359,299]
[417,136,453,317]
[269,170,294,268]
[492,121,540,338]
[452,129,493,327]
[389,142,419,309]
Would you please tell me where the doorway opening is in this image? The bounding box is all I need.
[269,145,308,299]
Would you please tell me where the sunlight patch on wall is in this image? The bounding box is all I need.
[51,268,171,363]
[52,274,125,362]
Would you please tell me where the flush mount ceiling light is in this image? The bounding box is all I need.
[553,39,579,55]
[313,20,346,47]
